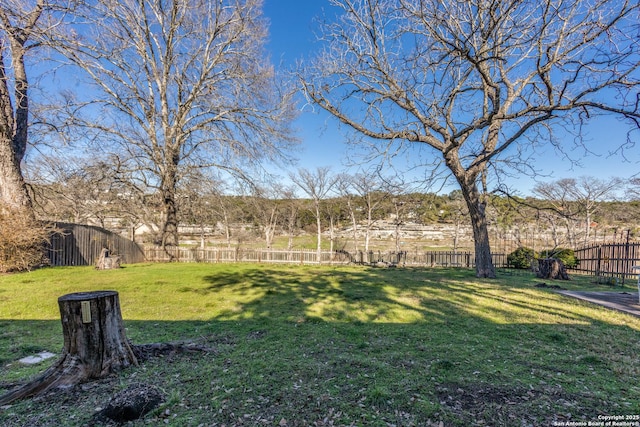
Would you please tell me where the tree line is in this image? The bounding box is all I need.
[27,162,640,255]
[2,0,638,277]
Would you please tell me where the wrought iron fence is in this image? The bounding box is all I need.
[570,243,640,284]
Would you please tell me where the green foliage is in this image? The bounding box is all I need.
[507,246,537,269]
[539,248,579,268]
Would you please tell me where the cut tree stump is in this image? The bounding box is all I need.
[0,291,137,406]
[536,258,570,280]
[96,248,121,270]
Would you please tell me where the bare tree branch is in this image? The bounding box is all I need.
[300,0,640,277]
[48,0,297,250]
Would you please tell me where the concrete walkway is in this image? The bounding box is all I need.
[558,290,640,318]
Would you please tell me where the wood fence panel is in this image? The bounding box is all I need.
[47,223,146,266]
[143,247,353,265]
[143,247,509,269]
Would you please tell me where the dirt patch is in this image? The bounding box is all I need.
[535,282,565,290]
[436,382,610,426]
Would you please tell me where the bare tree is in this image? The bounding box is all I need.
[215,193,243,250]
[53,0,296,253]
[534,177,621,247]
[352,172,388,252]
[290,167,338,262]
[627,177,640,201]
[28,153,162,241]
[28,156,116,225]
[301,0,640,277]
[566,177,621,246]
[323,193,345,254]
[445,191,469,254]
[280,187,301,252]
[0,0,48,212]
[177,171,222,248]
[532,179,580,247]
[245,184,282,249]
[335,174,360,252]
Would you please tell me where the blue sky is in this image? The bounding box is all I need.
[262,0,639,196]
[263,1,348,177]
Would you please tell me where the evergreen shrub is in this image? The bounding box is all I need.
[539,248,578,269]
[507,247,537,269]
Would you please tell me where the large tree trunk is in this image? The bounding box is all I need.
[0,291,138,405]
[160,167,179,261]
[161,191,179,248]
[0,45,32,213]
[0,137,31,212]
[459,180,496,278]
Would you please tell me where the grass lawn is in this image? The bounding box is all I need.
[1,263,639,426]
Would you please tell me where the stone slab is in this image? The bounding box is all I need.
[18,351,57,365]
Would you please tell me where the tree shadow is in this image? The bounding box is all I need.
[195,267,446,323]
[3,266,640,426]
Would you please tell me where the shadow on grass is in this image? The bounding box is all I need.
[181,266,615,327]
[194,267,431,323]
[2,266,640,426]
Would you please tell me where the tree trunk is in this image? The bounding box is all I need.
[161,184,179,261]
[0,37,32,214]
[162,196,179,247]
[537,258,570,280]
[0,137,31,212]
[459,181,496,278]
[158,158,180,254]
[347,200,359,252]
[314,200,322,263]
[471,217,495,278]
[329,215,335,255]
[0,291,137,405]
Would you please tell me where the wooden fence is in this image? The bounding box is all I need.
[569,243,640,283]
[41,226,640,281]
[144,246,510,268]
[47,223,146,266]
[144,247,352,265]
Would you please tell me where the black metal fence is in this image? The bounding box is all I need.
[364,250,508,268]
[47,222,146,266]
[569,243,640,283]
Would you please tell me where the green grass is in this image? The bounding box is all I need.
[1,263,639,426]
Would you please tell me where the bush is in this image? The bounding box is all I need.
[539,248,578,269]
[0,208,51,272]
[507,247,537,269]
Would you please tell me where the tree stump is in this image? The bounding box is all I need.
[0,291,137,405]
[96,247,122,270]
[536,258,570,280]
